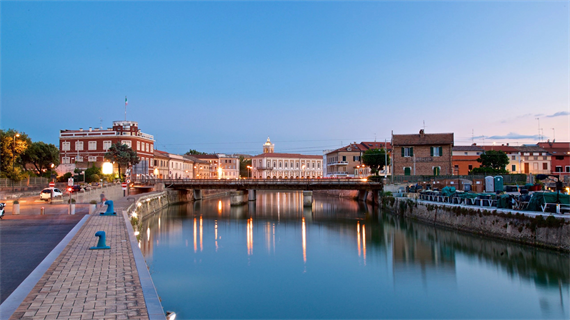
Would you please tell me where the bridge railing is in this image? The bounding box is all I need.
[135,178,381,186]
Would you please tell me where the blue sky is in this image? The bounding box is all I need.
[1,1,568,155]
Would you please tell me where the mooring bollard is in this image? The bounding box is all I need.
[89,231,111,250]
[40,207,45,215]
[100,200,116,215]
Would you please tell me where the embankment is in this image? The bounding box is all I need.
[382,197,570,252]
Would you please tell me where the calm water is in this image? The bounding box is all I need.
[140,191,569,319]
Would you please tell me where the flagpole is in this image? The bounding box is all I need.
[125,96,128,121]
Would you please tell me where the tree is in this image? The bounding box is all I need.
[20,142,60,176]
[104,142,140,179]
[472,150,509,175]
[362,148,391,176]
[239,156,252,178]
[185,149,208,156]
[0,129,31,180]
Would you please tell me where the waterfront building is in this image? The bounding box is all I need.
[58,120,154,176]
[538,141,570,179]
[510,145,551,175]
[183,155,211,179]
[451,145,484,175]
[392,130,454,176]
[153,150,170,179]
[325,141,392,177]
[251,138,323,179]
[193,154,240,179]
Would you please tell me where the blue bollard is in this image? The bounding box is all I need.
[89,231,111,250]
[101,200,116,215]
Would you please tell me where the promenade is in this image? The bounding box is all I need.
[2,196,165,320]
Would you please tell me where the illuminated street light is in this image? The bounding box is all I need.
[102,162,114,175]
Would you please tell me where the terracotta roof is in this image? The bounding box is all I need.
[193,155,219,160]
[538,142,570,155]
[480,145,517,153]
[453,145,484,151]
[326,141,392,155]
[183,155,209,164]
[252,153,323,159]
[153,150,170,157]
[392,132,454,146]
[513,145,548,153]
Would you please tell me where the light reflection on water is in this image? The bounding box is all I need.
[141,191,569,319]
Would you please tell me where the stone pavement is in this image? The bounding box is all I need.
[8,203,152,319]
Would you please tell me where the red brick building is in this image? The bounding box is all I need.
[392,130,454,176]
[58,120,155,176]
[538,142,570,178]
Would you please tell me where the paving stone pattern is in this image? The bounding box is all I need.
[10,214,149,320]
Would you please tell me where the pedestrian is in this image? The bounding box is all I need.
[100,191,106,207]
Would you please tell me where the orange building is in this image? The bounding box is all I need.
[452,145,484,175]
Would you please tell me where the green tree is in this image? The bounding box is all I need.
[362,148,391,176]
[104,142,140,179]
[85,164,103,183]
[185,149,208,155]
[472,150,509,175]
[20,142,60,176]
[0,129,32,180]
[239,156,252,178]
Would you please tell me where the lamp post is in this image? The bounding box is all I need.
[11,133,20,191]
[247,165,252,179]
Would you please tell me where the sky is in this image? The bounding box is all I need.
[1,1,569,155]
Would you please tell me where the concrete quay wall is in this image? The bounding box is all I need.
[384,197,570,252]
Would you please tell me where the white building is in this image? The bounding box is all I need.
[251,138,323,179]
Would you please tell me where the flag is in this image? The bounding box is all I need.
[125,96,128,106]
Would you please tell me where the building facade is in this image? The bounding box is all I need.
[538,142,570,178]
[511,145,551,175]
[58,121,154,176]
[452,145,484,175]
[193,154,240,179]
[325,141,392,177]
[183,155,211,179]
[392,130,454,176]
[251,138,323,179]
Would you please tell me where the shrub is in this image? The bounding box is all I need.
[13,200,19,204]
[89,200,97,204]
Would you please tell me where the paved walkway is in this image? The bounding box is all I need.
[7,196,160,320]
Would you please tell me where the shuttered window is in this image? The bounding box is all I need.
[404,167,411,176]
[402,147,413,157]
[431,146,443,157]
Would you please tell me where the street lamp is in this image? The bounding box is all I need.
[11,133,20,191]
[247,165,252,179]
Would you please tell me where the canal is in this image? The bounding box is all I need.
[140,191,569,319]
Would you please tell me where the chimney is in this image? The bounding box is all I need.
[79,128,83,132]
[89,127,92,132]
[419,129,425,137]
[507,143,509,146]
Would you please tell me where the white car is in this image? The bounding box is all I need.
[40,188,63,201]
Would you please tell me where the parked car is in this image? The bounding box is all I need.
[40,188,63,201]
[67,185,82,193]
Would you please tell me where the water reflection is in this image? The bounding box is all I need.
[141,191,569,319]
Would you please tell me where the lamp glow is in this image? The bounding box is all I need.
[102,162,114,175]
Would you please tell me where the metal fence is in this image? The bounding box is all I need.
[391,174,528,185]
[0,177,49,187]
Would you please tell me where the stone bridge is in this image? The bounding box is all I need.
[134,178,383,206]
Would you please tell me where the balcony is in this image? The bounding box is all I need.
[327,161,349,166]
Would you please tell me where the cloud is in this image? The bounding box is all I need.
[545,111,569,118]
[485,132,539,140]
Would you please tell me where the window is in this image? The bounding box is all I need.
[566,166,570,173]
[285,162,288,168]
[273,161,276,168]
[121,140,131,148]
[533,156,538,161]
[150,144,153,153]
[401,147,413,157]
[88,141,97,150]
[279,162,282,168]
[296,162,299,168]
[468,165,473,170]
[511,155,516,160]
[103,141,112,150]
[137,141,140,150]
[542,163,548,170]
[312,162,315,168]
[146,143,149,152]
[404,167,411,176]
[342,156,346,162]
[75,141,83,151]
[543,156,548,160]
[556,156,564,160]
[76,156,83,162]
[317,162,320,169]
[555,166,562,172]
[62,157,70,164]
[512,165,517,172]
[524,156,529,161]
[88,156,97,162]
[62,142,70,151]
[431,146,442,157]
[267,160,271,167]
